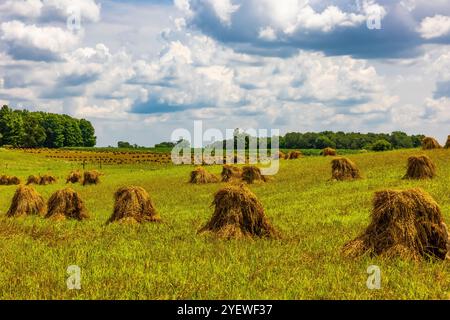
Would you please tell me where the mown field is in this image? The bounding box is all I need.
[0,148,449,299]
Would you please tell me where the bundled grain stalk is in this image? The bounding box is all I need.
[66,171,82,184]
[46,188,89,220]
[321,147,337,156]
[287,151,302,159]
[275,151,286,160]
[241,166,267,184]
[0,175,9,185]
[342,188,450,260]
[221,165,243,182]
[404,155,436,179]
[6,185,46,217]
[83,170,101,185]
[189,167,219,184]
[39,174,57,185]
[0,175,21,185]
[422,137,441,150]
[8,176,21,185]
[331,157,361,181]
[198,184,278,238]
[108,186,160,223]
[26,175,40,185]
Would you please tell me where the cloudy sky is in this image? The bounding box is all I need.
[0,0,449,146]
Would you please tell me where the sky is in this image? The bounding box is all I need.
[0,0,449,146]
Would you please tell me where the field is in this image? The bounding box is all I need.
[0,147,449,299]
[20,148,173,165]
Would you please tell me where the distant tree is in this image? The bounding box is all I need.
[0,105,95,148]
[216,130,424,151]
[155,141,176,148]
[315,135,336,149]
[22,112,46,147]
[117,141,133,148]
[371,139,393,151]
[79,119,96,147]
[411,135,425,148]
[42,114,65,148]
[0,107,26,147]
[62,116,83,147]
[390,131,413,149]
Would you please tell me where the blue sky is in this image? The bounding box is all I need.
[0,0,450,146]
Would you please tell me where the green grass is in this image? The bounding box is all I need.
[0,148,449,299]
[283,148,365,156]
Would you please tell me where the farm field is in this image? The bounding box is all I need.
[20,148,174,165]
[0,147,449,299]
[17,147,364,166]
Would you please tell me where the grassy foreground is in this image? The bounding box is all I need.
[0,148,449,299]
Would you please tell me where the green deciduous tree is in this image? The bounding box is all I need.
[79,119,96,147]
[0,105,96,148]
[371,139,393,151]
[278,130,423,150]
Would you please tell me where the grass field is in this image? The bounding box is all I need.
[0,148,449,299]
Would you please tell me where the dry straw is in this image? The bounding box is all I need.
[403,155,436,179]
[286,151,302,159]
[331,157,361,181]
[46,188,89,220]
[26,175,40,185]
[189,167,219,184]
[83,170,101,185]
[422,137,441,150]
[0,175,21,185]
[6,185,46,217]
[108,186,160,223]
[221,165,243,182]
[242,166,267,184]
[66,171,82,184]
[321,147,337,156]
[198,184,278,239]
[276,151,286,160]
[343,188,450,260]
[0,175,9,185]
[26,174,57,185]
[39,174,57,185]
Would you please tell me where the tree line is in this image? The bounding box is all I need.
[206,129,424,151]
[0,105,96,148]
[280,131,424,150]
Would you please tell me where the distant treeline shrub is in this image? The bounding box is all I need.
[0,105,96,148]
[280,131,424,150]
[371,139,393,151]
[209,130,424,151]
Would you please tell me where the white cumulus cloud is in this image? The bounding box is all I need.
[418,15,450,39]
[1,20,79,60]
[0,0,101,23]
[207,0,240,25]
